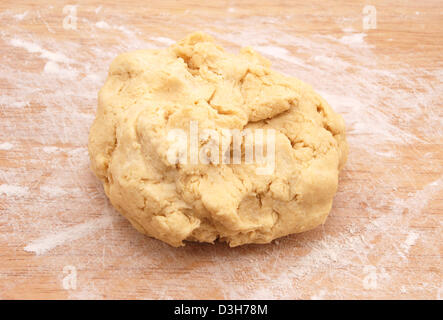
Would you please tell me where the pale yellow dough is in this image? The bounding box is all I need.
[88,32,348,247]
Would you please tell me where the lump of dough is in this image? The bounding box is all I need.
[88,32,348,247]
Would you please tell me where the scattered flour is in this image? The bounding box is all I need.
[0,184,29,197]
[0,142,13,150]
[13,11,28,21]
[43,61,60,73]
[401,232,419,255]
[311,290,327,300]
[42,146,61,153]
[95,21,110,29]
[339,33,367,45]
[24,216,114,255]
[149,36,176,46]
[39,185,70,197]
[10,38,74,64]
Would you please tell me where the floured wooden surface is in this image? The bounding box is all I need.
[0,0,441,299]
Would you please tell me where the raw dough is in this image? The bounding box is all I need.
[88,32,348,247]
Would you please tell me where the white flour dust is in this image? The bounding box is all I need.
[150,36,176,46]
[24,216,114,255]
[10,38,74,64]
[0,184,29,197]
[95,21,110,29]
[0,142,13,150]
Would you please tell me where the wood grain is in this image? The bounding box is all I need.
[0,0,441,299]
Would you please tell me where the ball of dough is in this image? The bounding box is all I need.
[88,32,348,247]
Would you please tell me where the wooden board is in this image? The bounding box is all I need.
[0,0,441,299]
